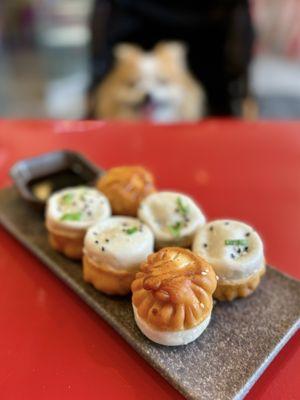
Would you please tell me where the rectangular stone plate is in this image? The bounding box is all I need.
[0,186,299,400]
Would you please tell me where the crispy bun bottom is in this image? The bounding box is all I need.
[48,232,84,260]
[133,304,211,346]
[83,255,137,295]
[214,264,266,301]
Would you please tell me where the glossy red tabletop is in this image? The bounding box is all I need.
[0,120,299,400]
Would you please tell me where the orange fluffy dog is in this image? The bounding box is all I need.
[90,42,206,122]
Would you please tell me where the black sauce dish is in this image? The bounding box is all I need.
[10,150,102,210]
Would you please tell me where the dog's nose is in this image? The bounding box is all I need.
[143,93,152,104]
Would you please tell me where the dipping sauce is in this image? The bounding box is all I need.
[28,169,91,202]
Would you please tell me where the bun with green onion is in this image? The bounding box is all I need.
[138,191,206,249]
[192,219,266,301]
[83,216,154,295]
[46,187,111,259]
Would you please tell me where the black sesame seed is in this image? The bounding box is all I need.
[105,238,109,243]
[209,226,214,231]
[231,253,235,259]
[237,248,241,253]
[244,246,249,252]
[203,243,208,248]
[101,246,105,251]
[95,240,99,244]
[245,232,250,237]
[225,221,230,225]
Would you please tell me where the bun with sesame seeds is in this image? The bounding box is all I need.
[131,247,217,345]
[46,187,111,259]
[192,219,266,301]
[96,166,156,216]
[83,216,154,295]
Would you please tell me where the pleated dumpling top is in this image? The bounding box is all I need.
[132,247,217,331]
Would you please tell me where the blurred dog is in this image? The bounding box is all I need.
[89,0,256,120]
[90,42,205,122]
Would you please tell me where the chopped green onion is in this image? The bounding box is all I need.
[60,212,82,221]
[126,226,138,235]
[225,239,248,246]
[176,197,189,217]
[61,192,74,205]
[168,221,182,237]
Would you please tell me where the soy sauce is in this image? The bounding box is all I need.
[28,169,90,202]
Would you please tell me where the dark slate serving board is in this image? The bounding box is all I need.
[0,186,299,400]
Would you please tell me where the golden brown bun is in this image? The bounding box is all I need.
[132,247,217,331]
[83,255,137,295]
[97,166,156,216]
[48,232,84,260]
[214,264,266,301]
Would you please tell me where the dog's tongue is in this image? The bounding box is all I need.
[142,103,155,120]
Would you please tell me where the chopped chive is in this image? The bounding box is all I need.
[168,221,182,237]
[125,226,139,235]
[225,239,248,246]
[176,197,189,217]
[61,192,74,205]
[60,212,82,221]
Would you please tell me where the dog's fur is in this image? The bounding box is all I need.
[91,42,205,122]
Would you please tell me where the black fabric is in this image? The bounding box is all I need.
[89,0,254,116]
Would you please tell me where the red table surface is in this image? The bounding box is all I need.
[0,120,299,400]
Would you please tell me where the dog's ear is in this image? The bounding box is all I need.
[155,41,187,67]
[113,43,142,62]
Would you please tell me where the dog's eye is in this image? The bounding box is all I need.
[125,80,138,88]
